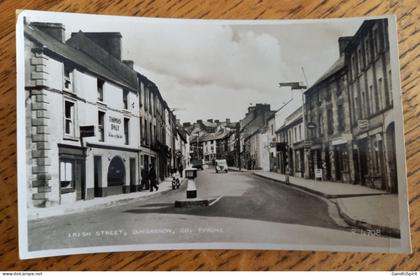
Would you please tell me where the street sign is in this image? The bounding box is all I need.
[358,120,369,131]
[315,168,322,178]
[307,122,316,129]
[80,125,95,137]
[303,140,313,148]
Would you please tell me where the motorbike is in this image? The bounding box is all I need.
[172,175,181,190]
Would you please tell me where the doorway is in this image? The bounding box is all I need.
[107,156,125,195]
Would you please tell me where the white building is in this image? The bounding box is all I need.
[25,22,144,207]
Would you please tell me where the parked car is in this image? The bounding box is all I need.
[215,159,228,173]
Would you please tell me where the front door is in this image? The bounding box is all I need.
[74,159,84,200]
[130,158,136,192]
[94,156,102,197]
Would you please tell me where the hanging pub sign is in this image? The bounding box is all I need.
[80,125,95,137]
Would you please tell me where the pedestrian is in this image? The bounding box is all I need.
[149,163,158,192]
[140,166,149,191]
[178,163,183,178]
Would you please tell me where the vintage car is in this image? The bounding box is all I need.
[215,159,228,173]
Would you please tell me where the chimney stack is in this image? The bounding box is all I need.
[207,119,213,123]
[226,118,231,124]
[123,60,134,68]
[80,32,122,60]
[30,22,65,42]
[338,36,353,56]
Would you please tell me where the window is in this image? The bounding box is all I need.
[327,109,334,135]
[370,84,376,114]
[299,125,302,140]
[139,80,143,107]
[337,105,345,131]
[144,119,148,145]
[124,118,129,145]
[98,111,105,142]
[63,64,74,92]
[294,127,297,142]
[378,77,384,111]
[317,113,323,137]
[357,46,364,71]
[140,118,143,144]
[325,85,331,101]
[364,37,371,64]
[144,87,148,112]
[351,54,357,78]
[149,122,152,146]
[60,159,74,193]
[361,91,367,118]
[64,101,75,136]
[271,124,274,136]
[336,78,342,96]
[388,70,393,106]
[373,26,381,56]
[123,89,128,109]
[97,79,104,101]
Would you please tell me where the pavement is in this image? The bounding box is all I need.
[28,168,399,253]
[252,170,400,237]
[336,195,400,237]
[28,177,187,220]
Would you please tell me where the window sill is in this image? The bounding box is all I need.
[63,136,79,142]
[60,187,75,194]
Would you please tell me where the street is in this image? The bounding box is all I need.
[28,168,397,251]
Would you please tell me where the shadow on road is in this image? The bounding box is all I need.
[124,190,348,232]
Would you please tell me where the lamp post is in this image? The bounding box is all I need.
[278,81,308,178]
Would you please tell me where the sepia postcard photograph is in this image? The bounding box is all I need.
[16,10,411,259]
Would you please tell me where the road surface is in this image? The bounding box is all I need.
[28,168,397,251]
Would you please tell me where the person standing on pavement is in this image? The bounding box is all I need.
[140,166,148,191]
[149,163,158,192]
[178,163,184,178]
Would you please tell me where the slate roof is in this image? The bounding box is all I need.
[25,24,138,91]
[310,55,345,89]
[199,128,233,142]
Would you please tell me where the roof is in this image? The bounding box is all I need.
[199,128,232,142]
[309,55,345,90]
[25,24,137,91]
[66,31,137,91]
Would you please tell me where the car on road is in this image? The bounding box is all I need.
[215,159,228,173]
[191,158,203,170]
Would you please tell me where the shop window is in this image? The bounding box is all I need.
[98,111,105,142]
[60,159,74,193]
[64,100,75,137]
[97,79,104,101]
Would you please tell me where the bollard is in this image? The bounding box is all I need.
[186,179,197,198]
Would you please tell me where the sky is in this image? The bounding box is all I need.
[23,11,364,125]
